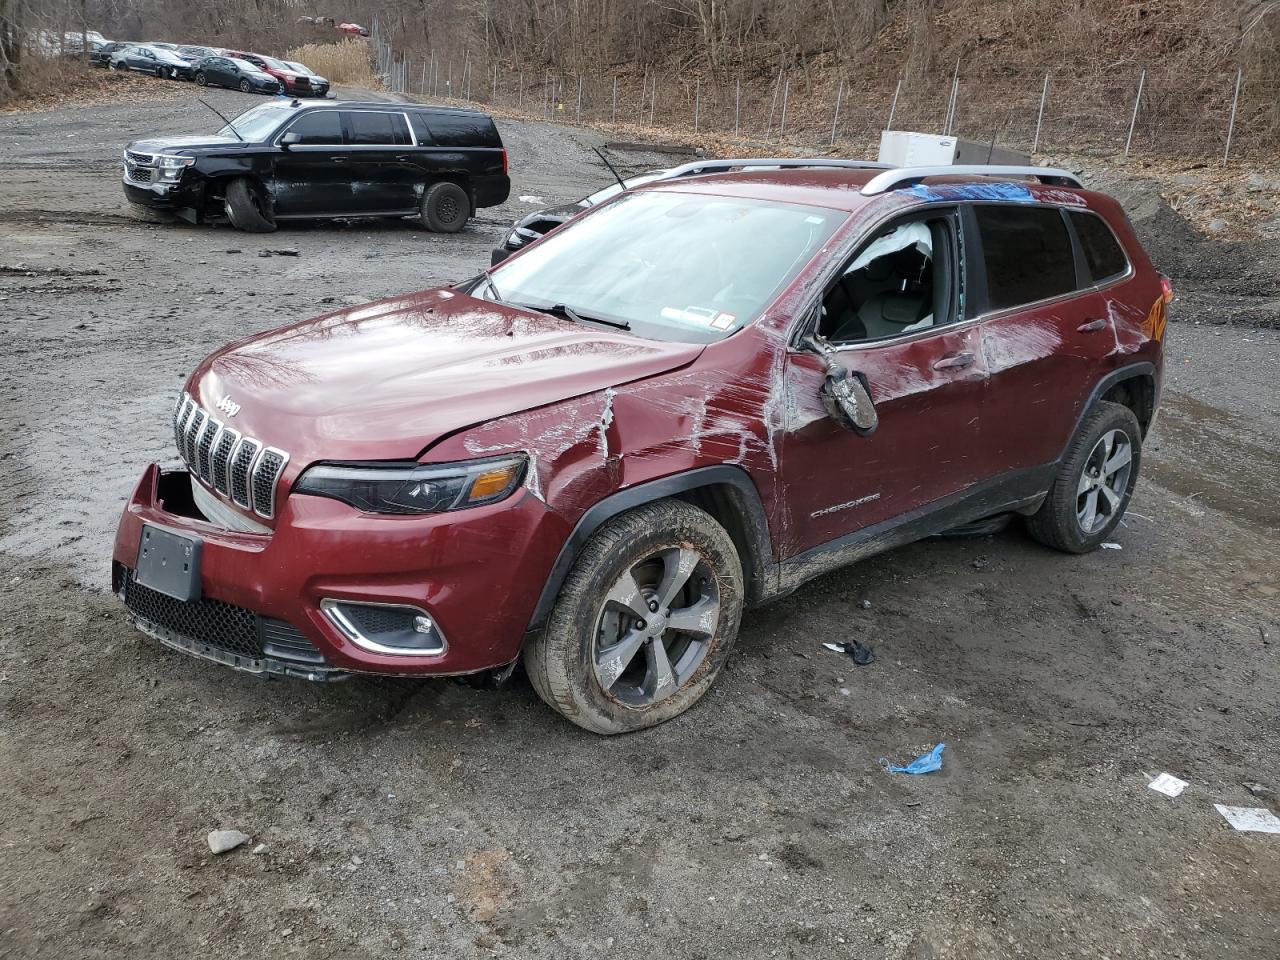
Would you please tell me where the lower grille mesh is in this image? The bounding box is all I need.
[122,571,327,666]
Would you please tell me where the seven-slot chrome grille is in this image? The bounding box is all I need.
[173,393,288,519]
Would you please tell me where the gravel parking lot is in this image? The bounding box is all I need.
[1,85,1278,959]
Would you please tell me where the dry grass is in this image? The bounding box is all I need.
[0,61,183,113]
[281,40,378,87]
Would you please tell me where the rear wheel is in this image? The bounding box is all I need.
[419,181,470,233]
[195,71,207,86]
[1025,400,1142,553]
[524,500,744,734]
[223,177,276,233]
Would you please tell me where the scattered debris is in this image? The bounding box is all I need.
[1244,782,1273,799]
[206,829,251,854]
[860,600,872,609]
[517,195,545,204]
[1148,772,1188,798]
[1214,805,1280,834]
[1102,542,1123,550]
[880,743,945,775]
[822,640,875,666]
[258,248,300,258]
[252,843,269,855]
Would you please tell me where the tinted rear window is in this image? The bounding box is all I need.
[1070,211,1129,283]
[412,111,500,147]
[286,111,343,145]
[975,206,1075,312]
[344,111,411,146]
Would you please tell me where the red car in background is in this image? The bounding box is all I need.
[222,50,318,95]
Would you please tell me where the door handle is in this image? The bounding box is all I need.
[396,155,413,162]
[1077,318,1108,333]
[330,156,348,163]
[932,351,975,371]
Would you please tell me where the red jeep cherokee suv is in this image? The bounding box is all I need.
[113,161,1168,733]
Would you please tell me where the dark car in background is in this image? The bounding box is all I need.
[90,41,129,67]
[282,60,331,97]
[223,51,319,96]
[109,43,194,79]
[176,44,219,62]
[121,100,510,233]
[192,56,281,94]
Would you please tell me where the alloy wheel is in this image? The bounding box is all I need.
[593,546,720,708]
[1076,428,1133,534]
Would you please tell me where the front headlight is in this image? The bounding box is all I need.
[156,154,195,181]
[293,454,527,515]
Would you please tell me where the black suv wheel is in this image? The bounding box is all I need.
[419,181,470,233]
[223,177,276,233]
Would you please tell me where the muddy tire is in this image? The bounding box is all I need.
[524,500,744,735]
[1025,400,1142,554]
[223,177,276,233]
[419,181,470,233]
[195,71,207,86]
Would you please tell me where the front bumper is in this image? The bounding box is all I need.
[113,465,566,680]
[122,177,202,211]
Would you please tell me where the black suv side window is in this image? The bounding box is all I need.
[419,112,501,147]
[286,111,343,145]
[1069,211,1129,284]
[974,205,1075,312]
[344,111,411,146]
[819,213,960,344]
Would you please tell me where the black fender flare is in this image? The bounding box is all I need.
[525,465,774,634]
[1064,362,1157,457]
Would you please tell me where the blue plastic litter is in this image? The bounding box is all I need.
[880,743,945,775]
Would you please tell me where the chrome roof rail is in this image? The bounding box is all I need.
[667,157,894,178]
[860,165,1084,196]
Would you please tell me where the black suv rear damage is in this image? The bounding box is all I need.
[122,100,510,233]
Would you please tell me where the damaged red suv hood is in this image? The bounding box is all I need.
[188,289,703,464]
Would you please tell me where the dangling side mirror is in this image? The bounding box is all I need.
[803,335,879,435]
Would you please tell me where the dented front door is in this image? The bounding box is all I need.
[776,325,989,556]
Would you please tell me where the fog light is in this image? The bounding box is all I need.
[320,599,447,657]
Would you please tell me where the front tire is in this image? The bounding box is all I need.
[239,79,251,93]
[223,177,276,233]
[419,181,471,233]
[195,71,207,86]
[524,500,744,734]
[1025,400,1142,553]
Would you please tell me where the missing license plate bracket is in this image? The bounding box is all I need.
[135,524,202,601]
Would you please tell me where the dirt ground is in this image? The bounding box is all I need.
[1,85,1278,960]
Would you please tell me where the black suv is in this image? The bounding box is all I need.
[121,100,511,233]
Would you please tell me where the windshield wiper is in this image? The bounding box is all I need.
[546,302,630,331]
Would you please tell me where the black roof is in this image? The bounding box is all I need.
[282,100,492,118]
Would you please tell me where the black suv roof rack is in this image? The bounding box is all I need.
[860,165,1083,196]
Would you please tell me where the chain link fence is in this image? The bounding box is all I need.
[371,26,1278,167]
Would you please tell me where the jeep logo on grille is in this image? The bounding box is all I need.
[216,395,241,417]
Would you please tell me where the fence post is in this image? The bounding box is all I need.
[576,74,583,123]
[734,77,741,136]
[695,78,701,133]
[943,59,960,135]
[779,77,790,137]
[887,77,901,130]
[1124,68,1146,158]
[517,71,523,109]
[830,79,844,146]
[1033,72,1049,154]
[1223,68,1243,167]
[650,76,656,124]
[612,76,618,122]
[492,64,498,104]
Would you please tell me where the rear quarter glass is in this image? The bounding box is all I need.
[414,111,501,148]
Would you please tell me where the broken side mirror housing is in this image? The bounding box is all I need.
[803,335,879,435]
